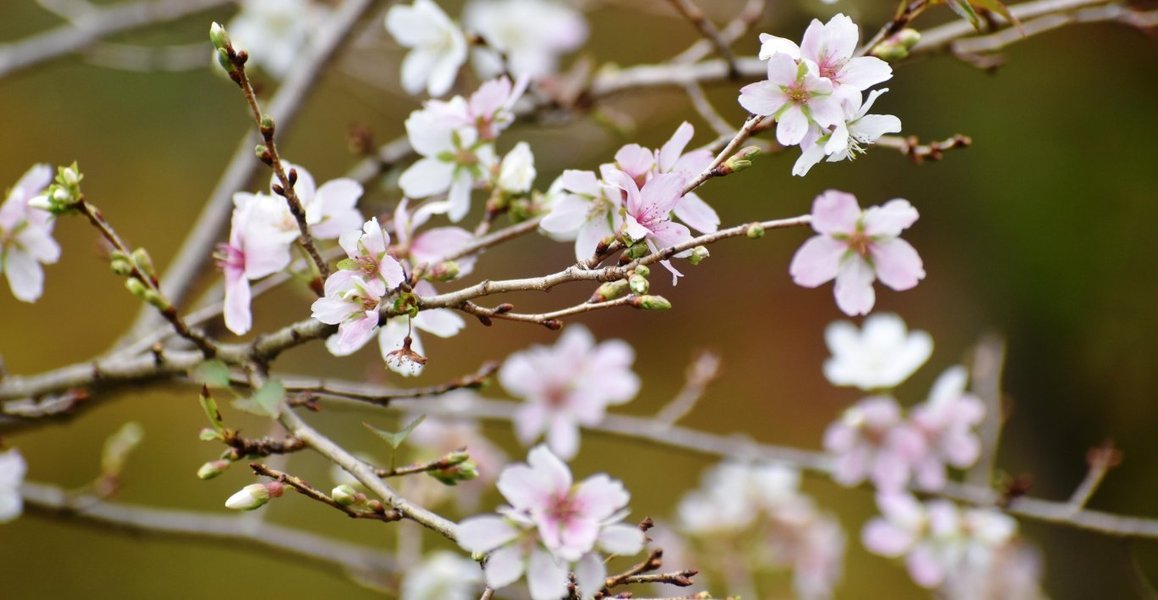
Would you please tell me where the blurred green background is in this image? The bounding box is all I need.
[1,0,1156,597]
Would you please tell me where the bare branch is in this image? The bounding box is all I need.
[663,0,740,77]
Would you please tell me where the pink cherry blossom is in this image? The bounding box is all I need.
[738,53,843,146]
[217,192,298,335]
[758,14,892,101]
[862,494,1017,589]
[465,75,527,140]
[457,446,644,600]
[605,169,693,283]
[393,199,477,277]
[789,190,925,316]
[793,88,902,177]
[0,164,57,302]
[823,396,925,492]
[500,325,639,459]
[399,100,496,222]
[336,217,406,292]
[311,273,384,356]
[906,367,986,489]
[378,280,465,376]
[656,122,719,234]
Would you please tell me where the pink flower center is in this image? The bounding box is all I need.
[215,243,244,271]
[546,492,580,526]
[847,231,872,257]
[787,82,812,105]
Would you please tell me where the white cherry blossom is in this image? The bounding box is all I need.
[0,164,56,302]
[823,313,933,391]
[385,0,468,96]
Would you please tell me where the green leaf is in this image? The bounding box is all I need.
[198,387,224,432]
[232,380,285,418]
[190,360,232,389]
[199,427,223,441]
[364,414,426,450]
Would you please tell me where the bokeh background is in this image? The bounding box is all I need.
[1,0,1156,597]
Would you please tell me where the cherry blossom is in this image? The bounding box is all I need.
[0,448,27,523]
[823,396,924,492]
[336,217,406,292]
[224,0,329,79]
[463,0,588,79]
[823,313,933,391]
[906,367,986,489]
[379,281,465,377]
[605,169,693,283]
[738,53,843,146]
[793,89,903,177]
[399,101,496,222]
[862,494,1017,589]
[789,190,925,316]
[464,75,527,141]
[0,164,57,302]
[311,273,384,356]
[275,163,364,240]
[539,169,623,260]
[457,446,644,599]
[655,122,719,234]
[385,0,468,97]
[392,199,477,278]
[497,141,536,194]
[218,192,298,335]
[500,325,639,459]
[759,14,892,102]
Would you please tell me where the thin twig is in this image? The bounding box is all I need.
[251,463,402,522]
[966,334,1007,486]
[664,0,740,77]
[654,350,721,426]
[874,134,972,164]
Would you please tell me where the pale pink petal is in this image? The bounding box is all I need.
[863,199,918,237]
[456,514,520,553]
[738,80,786,116]
[862,519,914,557]
[526,547,569,600]
[758,33,801,60]
[573,474,630,521]
[811,190,862,234]
[399,158,454,199]
[560,169,601,197]
[575,217,613,261]
[598,523,646,555]
[310,295,352,325]
[223,272,252,335]
[14,228,60,264]
[514,402,549,445]
[332,314,378,355]
[833,255,876,316]
[3,249,44,303]
[485,544,527,589]
[574,552,607,598]
[446,169,474,222]
[414,308,464,338]
[673,192,719,233]
[614,144,655,179]
[657,122,694,172]
[527,445,573,490]
[789,236,847,287]
[906,545,945,588]
[546,416,580,460]
[870,238,924,291]
[776,106,810,146]
[309,179,363,239]
[540,195,588,238]
[840,56,893,90]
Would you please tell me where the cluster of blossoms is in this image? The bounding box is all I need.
[385,0,587,97]
[790,190,924,315]
[0,165,58,303]
[498,325,640,460]
[820,314,984,492]
[740,14,900,176]
[540,122,719,281]
[862,494,1041,596]
[457,446,645,599]
[675,462,846,599]
[217,164,362,335]
[397,76,531,224]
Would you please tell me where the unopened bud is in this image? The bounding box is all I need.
[746,223,765,238]
[224,482,279,511]
[259,115,275,137]
[216,48,232,72]
[197,460,231,480]
[632,295,672,311]
[27,194,52,211]
[143,289,171,310]
[688,245,710,265]
[870,29,921,62]
[427,261,460,281]
[110,258,134,276]
[628,273,649,295]
[444,450,471,466]
[255,145,271,164]
[124,277,149,300]
[209,22,230,50]
[624,242,649,260]
[130,248,155,278]
[331,484,359,506]
[60,165,81,187]
[633,264,650,278]
[428,460,479,486]
[721,146,760,174]
[590,280,630,303]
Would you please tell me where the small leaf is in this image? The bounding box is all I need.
[198,386,224,432]
[190,360,232,389]
[232,380,285,418]
[364,414,426,450]
[199,427,223,441]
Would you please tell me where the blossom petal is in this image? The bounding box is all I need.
[811,190,861,234]
[485,544,527,589]
[834,255,876,315]
[870,238,924,291]
[399,158,454,199]
[3,250,44,303]
[574,552,607,599]
[789,236,846,287]
[526,547,569,600]
[673,192,719,233]
[457,515,521,553]
[598,523,646,556]
[863,199,918,237]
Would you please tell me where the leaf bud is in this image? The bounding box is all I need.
[124,277,149,300]
[130,248,155,278]
[209,22,230,51]
[110,258,134,277]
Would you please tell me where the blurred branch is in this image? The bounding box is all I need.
[875,134,973,164]
[22,481,398,577]
[966,334,1006,486]
[654,350,721,426]
[0,0,233,80]
[663,0,739,77]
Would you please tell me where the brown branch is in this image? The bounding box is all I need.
[457,297,641,329]
[373,449,470,479]
[250,463,402,522]
[875,134,972,164]
[282,361,499,408]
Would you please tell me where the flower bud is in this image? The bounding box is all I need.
[633,264,650,278]
[131,248,155,279]
[427,261,460,282]
[590,280,630,303]
[632,295,672,310]
[688,245,710,265]
[224,481,283,511]
[27,194,52,211]
[143,289,171,310]
[331,484,359,506]
[259,115,275,137]
[110,258,134,277]
[124,277,149,300]
[428,460,479,486]
[209,22,230,50]
[870,29,921,62]
[197,460,231,480]
[746,223,765,238]
[216,48,233,72]
[623,242,650,260]
[628,273,649,295]
[721,146,760,174]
